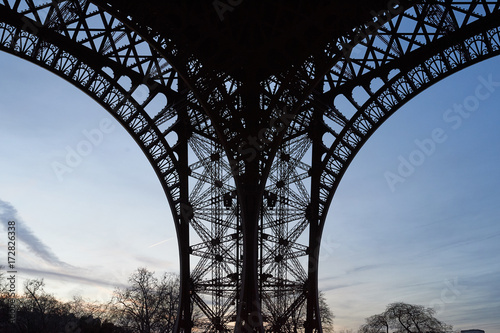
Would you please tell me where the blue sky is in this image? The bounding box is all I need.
[0,50,499,332]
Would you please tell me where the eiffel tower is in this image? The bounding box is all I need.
[1,1,499,332]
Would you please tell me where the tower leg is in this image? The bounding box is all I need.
[236,176,264,332]
[305,100,326,333]
[174,87,192,333]
[305,232,322,333]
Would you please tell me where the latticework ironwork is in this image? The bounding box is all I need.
[1,1,500,332]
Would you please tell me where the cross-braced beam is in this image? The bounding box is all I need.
[1,1,500,332]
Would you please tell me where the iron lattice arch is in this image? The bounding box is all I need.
[1,1,500,332]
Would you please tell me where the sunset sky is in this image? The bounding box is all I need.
[1,50,499,332]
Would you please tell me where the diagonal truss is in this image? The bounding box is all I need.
[1,1,500,332]
[317,1,500,225]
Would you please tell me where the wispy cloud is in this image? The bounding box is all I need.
[148,237,174,248]
[0,199,70,267]
[19,267,127,290]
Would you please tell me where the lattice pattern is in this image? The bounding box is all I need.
[0,0,184,208]
[317,1,500,227]
[2,1,500,332]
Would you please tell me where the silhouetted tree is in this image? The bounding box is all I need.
[111,268,179,333]
[0,268,213,332]
[18,278,71,332]
[0,267,12,328]
[359,314,390,333]
[68,295,109,320]
[319,291,334,332]
[0,272,133,332]
[359,302,453,333]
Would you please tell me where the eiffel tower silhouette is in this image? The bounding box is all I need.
[1,1,499,331]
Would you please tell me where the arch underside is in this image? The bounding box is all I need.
[1,1,500,332]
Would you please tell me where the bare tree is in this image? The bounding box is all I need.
[0,267,11,326]
[359,302,453,333]
[111,268,179,333]
[319,292,334,333]
[359,314,390,333]
[67,294,111,319]
[21,278,69,332]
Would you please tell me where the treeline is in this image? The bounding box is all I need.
[0,268,179,333]
[1,266,456,333]
[0,267,335,333]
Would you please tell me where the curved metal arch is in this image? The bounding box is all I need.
[90,0,250,167]
[83,3,345,330]
[318,8,500,228]
[3,1,500,332]
[0,2,242,331]
[0,0,186,209]
[322,1,500,94]
[0,0,187,253]
[92,1,383,180]
[0,2,203,328]
[87,1,500,332]
[260,3,500,330]
[0,2,214,328]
